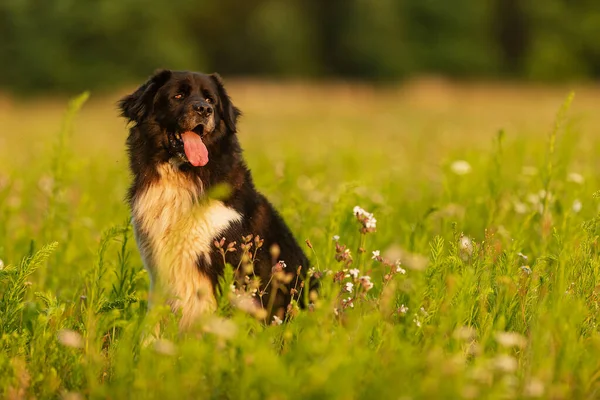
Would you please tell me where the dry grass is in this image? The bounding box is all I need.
[2,78,598,166]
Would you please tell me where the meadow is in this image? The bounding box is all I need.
[1,78,600,399]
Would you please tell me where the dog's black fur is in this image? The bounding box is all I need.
[119,69,309,317]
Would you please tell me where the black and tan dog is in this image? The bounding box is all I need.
[119,70,309,328]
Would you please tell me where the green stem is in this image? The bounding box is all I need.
[357,233,367,273]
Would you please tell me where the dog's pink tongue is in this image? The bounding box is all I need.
[181,131,209,167]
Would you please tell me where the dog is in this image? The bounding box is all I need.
[119,70,310,328]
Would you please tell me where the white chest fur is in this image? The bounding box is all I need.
[132,162,242,328]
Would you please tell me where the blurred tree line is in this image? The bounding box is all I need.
[1,0,599,93]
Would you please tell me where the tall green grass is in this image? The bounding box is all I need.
[1,86,600,399]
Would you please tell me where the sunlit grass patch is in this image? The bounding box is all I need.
[1,83,600,398]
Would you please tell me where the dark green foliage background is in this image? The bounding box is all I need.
[1,0,599,93]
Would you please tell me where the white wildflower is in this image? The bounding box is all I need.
[231,294,266,319]
[453,326,477,341]
[278,260,287,269]
[513,201,528,214]
[348,268,360,279]
[420,307,428,316]
[521,266,532,275]
[524,378,545,397]
[399,304,408,314]
[413,315,422,327]
[567,172,584,184]
[450,160,472,175]
[57,329,84,349]
[272,316,283,325]
[495,331,527,349]
[154,339,177,356]
[37,175,54,195]
[62,392,84,400]
[526,193,540,205]
[395,260,406,274]
[229,283,236,293]
[572,199,582,213]
[332,235,340,241]
[493,354,518,373]
[372,250,380,260]
[517,252,528,261]
[344,282,354,293]
[365,217,377,229]
[359,276,374,291]
[459,235,473,259]
[342,297,354,308]
[0,259,4,270]
[204,317,238,339]
[353,206,366,216]
[353,206,377,230]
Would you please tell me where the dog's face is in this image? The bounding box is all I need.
[119,70,240,167]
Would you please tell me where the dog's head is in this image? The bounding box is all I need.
[119,70,240,167]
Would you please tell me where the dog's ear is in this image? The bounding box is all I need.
[119,69,172,124]
[210,73,241,133]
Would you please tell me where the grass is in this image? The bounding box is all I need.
[2,78,600,398]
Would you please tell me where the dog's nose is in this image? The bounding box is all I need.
[192,103,213,116]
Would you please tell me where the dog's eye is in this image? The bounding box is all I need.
[173,94,184,100]
[205,97,213,104]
